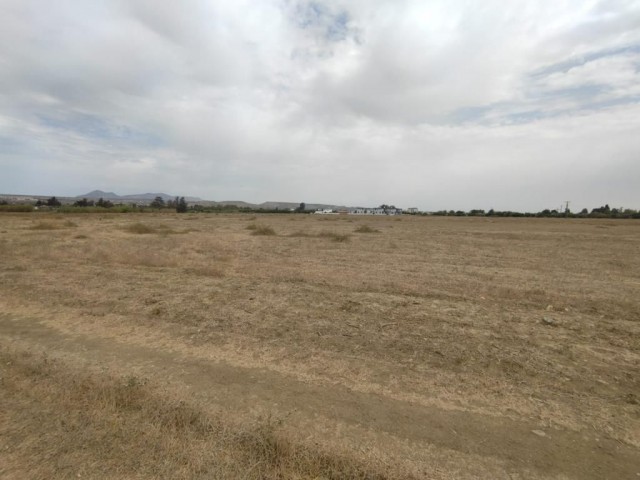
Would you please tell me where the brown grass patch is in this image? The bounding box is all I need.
[186,265,225,278]
[0,350,393,480]
[29,221,63,230]
[289,231,350,242]
[317,231,351,242]
[122,223,179,235]
[354,224,380,233]
[250,224,276,236]
[123,222,158,234]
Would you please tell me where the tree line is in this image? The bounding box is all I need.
[3,197,639,218]
[425,205,640,219]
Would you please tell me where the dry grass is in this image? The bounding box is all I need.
[29,221,63,230]
[123,222,177,235]
[289,230,351,242]
[1,212,639,478]
[249,224,276,235]
[354,224,380,233]
[0,349,393,480]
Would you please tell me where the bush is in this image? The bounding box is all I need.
[354,225,379,233]
[0,205,34,212]
[29,221,62,230]
[317,231,351,242]
[124,223,157,234]
[251,225,276,236]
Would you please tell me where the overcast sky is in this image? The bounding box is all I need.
[1,0,639,211]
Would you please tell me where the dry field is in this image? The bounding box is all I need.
[0,212,639,479]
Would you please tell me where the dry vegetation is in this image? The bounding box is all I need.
[0,212,639,479]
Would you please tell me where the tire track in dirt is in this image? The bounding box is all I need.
[1,313,638,479]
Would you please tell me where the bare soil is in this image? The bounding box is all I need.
[1,213,639,478]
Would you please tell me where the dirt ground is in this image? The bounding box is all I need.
[1,212,639,478]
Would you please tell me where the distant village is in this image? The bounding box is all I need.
[0,192,638,218]
[314,206,413,215]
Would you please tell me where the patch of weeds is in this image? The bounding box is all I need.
[124,223,157,234]
[7,265,27,272]
[246,223,258,230]
[251,225,276,236]
[29,221,61,230]
[354,225,379,233]
[288,231,312,238]
[74,234,89,239]
[186,266,225,278]
[317,231,351,242]
[624,393,639,405]
[289,231,350,242]
[63,220,78,227]
[332,234,351,242]
[156,224,177,235]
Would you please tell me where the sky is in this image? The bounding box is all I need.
[1,0,639,211]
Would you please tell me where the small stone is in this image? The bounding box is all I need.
[546,305,554,311]
[531,430,546,437]
[542,316,557,326]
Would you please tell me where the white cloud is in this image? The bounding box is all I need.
[0,0,639,210]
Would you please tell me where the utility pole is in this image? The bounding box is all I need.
[564,200,571,216]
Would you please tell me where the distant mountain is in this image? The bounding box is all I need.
[120,193,174,201]
[76,192,347,209]
[80,190,119,199]
[213,200,259,208]
[77,191,201,202]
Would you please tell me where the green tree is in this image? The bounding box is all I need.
[73,198,94,207]
[176,196,188,213]
[150,196,165,209]
[96,198,113,208]
[46,196,61,207]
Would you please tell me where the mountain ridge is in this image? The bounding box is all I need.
[76,192,348,210]
[78,191,202,202]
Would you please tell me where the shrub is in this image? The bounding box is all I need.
[124,223,157,234]
[251,225,276,236]
[29,221,62,230]
[0,205,34,212]
[354,225,379,233]
[317,231,351,242]
[289,231,350,242]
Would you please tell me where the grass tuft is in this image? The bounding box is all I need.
[124,222,157,234]
[186,266,225,278]
[29,221,62,230]
[317,231,351,242]
[250,225,276,236]
[288,231,312,238]
[289,231,350,242]
[354,225,379,233]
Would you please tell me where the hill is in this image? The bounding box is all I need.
[77,191,201,202]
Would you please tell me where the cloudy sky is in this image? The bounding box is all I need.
[1,0,639,211]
